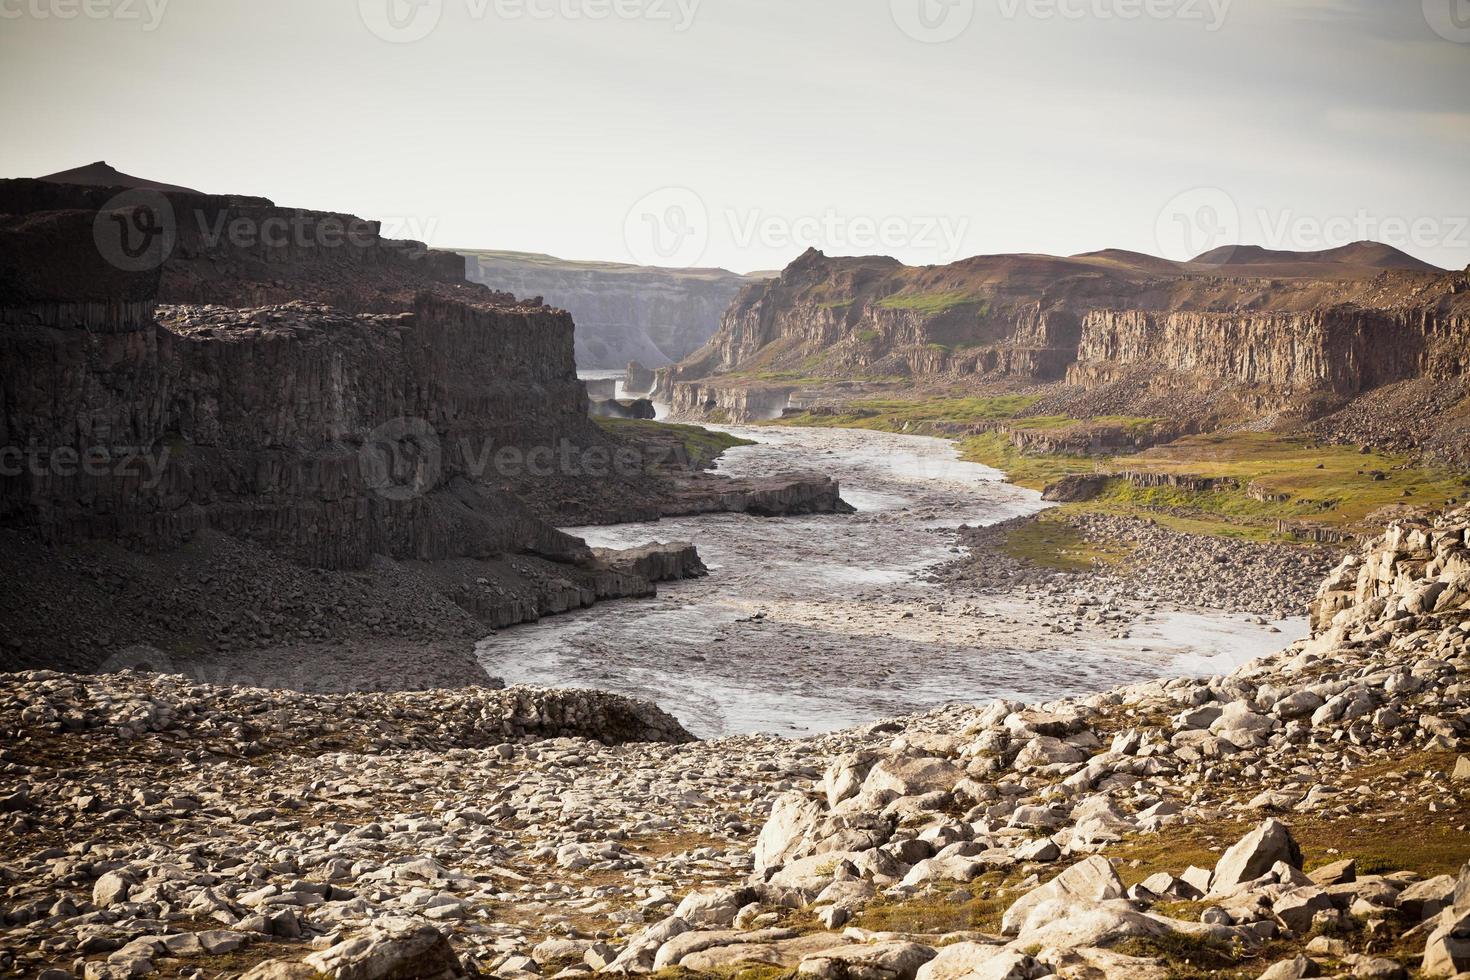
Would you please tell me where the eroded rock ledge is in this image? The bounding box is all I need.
[660,473,855,518]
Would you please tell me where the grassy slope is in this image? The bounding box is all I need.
[778,395,1469,548]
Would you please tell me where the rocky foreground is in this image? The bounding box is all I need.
[3,508,1470,979]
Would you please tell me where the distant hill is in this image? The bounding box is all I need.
[1190,241,1444,275]
[37,161,202,195]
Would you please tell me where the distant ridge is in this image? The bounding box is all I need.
[1190,241,1443,274]
[37,161,202,195]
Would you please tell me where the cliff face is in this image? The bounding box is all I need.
[659,245,1470,430]
[1072,307,1470,397]
[0,180,629,568]
[0,178,722,670]
[462,250,755,369]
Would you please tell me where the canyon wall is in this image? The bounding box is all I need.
[660,245,1470,428]
[463,250,755,369]
[0,180,656,570]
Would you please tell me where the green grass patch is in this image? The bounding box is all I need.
[781,395,1041,432]
[1109,432,1465,531]
[851,874,1012,935]
[778,394,1467,542]
[874,291,986,314]
[999,511,1134,571]
[956,431,1095,490]
[594,417,754,469]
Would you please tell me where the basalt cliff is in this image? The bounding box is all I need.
[462,250,756,369]
[657,245,1470,464]
[0,172,721,676]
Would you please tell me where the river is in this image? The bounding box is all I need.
[476,424,1307,738]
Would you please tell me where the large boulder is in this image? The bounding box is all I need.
[1037,945,1170,980]
[825,751,882,807]
[1423,907,1470,977]
[861,755,962,799]
[916,944,1043,980]
[1209,819,1302,896]
[678,933,854,973]
[1001,856,1125,935]
[302,920,464,980]
[604,915,691,973]
[1009,897,1170,949]
[1014,737,1088,768]
[652,927,797,971]
[797,940,937,980]
[755,792,826,873]
[673,886,757,927]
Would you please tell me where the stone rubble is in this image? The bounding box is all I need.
[943,511,1338,622]
[2,505,1468,978]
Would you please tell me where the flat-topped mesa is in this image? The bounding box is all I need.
[0,176,656,570]
[658,245,1470,432]
[0,176,505,318]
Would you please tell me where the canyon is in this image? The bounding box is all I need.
[461,250,757,370]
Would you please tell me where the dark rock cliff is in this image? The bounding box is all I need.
[0,178,704,671]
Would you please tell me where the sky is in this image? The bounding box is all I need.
[2,0,1468,273]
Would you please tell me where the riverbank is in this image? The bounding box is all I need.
[477,425,1309,738]
[766,389,1469,547]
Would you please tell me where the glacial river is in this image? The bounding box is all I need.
[476,424,1307,738]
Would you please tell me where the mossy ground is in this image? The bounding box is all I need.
[874,292,987,314]
[998,510,1135,571]
[595,417,755,470]
[779,395,1468,551]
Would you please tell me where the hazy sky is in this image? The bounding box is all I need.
[3,0,1468,272]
